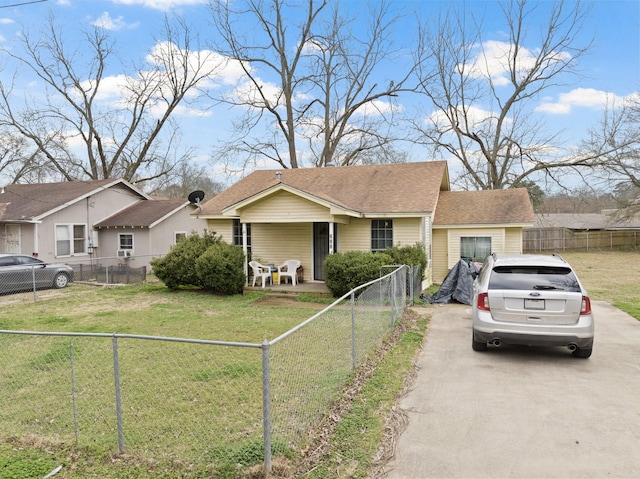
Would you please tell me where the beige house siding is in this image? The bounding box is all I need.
[447,228,505,268]
[504,227,524,254]
[337,217,425,252]
[209,219,234,244]
[241,191,334,223]
[432,229,449,283]
[338,219,370,251]
[393,218,424,247]
[250,223,312,274]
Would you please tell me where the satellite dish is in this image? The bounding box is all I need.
[188,190,205,212]
[188,190,205,204]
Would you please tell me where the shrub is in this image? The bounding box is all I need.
[196,242,246,295]
[385,243,427,278]
[323,251,393,297]
[151,230,221,289]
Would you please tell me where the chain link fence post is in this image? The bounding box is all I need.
[262,339,272,475]
[112,335,125,453]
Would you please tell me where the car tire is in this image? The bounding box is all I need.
[53,272,69,289]
[472,331,488,351]
[572,345,593,359]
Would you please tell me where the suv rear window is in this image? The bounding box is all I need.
[488,265,581,292]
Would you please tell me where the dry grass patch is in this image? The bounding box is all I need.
[558,251,640,320]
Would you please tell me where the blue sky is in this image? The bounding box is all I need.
[0,0,638,190]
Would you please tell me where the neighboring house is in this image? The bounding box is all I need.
[524,211,640,251]
[93,198,206,268]
[0,179,206,270]
[193,161,535,285]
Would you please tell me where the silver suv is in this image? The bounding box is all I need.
[472,253,594,358]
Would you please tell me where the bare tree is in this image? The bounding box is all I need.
[209,0,419,170]
[0,14,223,184]
[582,94,640,190]
[414,0,593,190]
[144,158,225,199]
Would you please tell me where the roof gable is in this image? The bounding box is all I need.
[198,161,449,217]
[434,188,535,226]
[0,179,149,222]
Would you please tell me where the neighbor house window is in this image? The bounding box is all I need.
[460,236,491,263]
[371,219,393,252]
[175,232,187,243]
[119,233,134,252]
[56,224,86,256]
[233,219,251,253]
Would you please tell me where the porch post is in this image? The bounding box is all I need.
[242,223,248,283]
[329,222,334,254]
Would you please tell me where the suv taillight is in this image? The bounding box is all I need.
[581,295,592,315]
[477,292,490,311]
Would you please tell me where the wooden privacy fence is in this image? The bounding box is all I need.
[524,229,640,252]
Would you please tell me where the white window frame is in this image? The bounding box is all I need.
[371,219,393,252]
[460,236,492,263]
[55,223,87,257]
[118,233,134,255]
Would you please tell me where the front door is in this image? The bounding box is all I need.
[313,223,329,281]
[5,225,20,253]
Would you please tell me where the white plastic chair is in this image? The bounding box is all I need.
[249,261,271,288]
[277,260,301,286]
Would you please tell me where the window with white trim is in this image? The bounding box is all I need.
[55,224,86,256]
[233,219,251,253]
[460,236,491,263]
[119,233,134,251]
[175,232,187,244]
[371,219,393,252]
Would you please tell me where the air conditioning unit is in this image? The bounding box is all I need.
[117,249,133,258]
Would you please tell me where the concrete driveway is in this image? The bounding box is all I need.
[383,301,640,478]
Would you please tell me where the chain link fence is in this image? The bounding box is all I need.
[66,254,162,285]
[0,265,407,474]
[0,254,164,303]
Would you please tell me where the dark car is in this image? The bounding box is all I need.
[0,254,74,295]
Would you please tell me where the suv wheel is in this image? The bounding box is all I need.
[472,331,487,351]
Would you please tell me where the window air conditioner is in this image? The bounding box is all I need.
[117,249,132,258]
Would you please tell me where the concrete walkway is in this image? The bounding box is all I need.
[383,301,640,478]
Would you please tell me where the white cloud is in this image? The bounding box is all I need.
[229,79,281,109]
[74,41,243,119]
[354,99,404,117]
[535,88,627,114]
[427,104,506,131]
[465,40,571,87]
[0,18,14,25]
[92,12,139,31]
[110,0,208,10]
